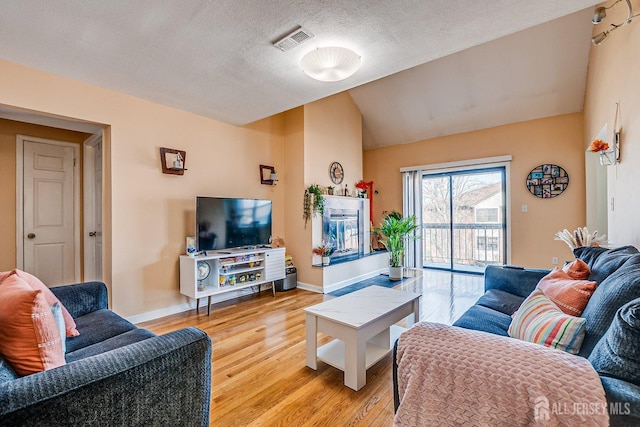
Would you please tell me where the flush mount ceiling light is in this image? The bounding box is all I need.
[591,0,638,45]
[300,47,361,82]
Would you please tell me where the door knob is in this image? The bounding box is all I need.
[89,231,97,237]
[27,233,36,239]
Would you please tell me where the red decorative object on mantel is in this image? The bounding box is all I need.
[356,180,374,222]
[355,180,368,192]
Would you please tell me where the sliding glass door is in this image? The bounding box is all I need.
[422,167,506,273]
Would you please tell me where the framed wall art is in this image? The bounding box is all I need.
[525,164,569,198]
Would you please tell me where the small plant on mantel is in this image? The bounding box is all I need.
[313,243,335,265]
[312,243,334,257]
[303,184,325,228]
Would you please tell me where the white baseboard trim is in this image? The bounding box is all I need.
[126,301,195,324]
[126,269,386,324]
[126,286,262,324]
[296,281,323,293]
[322,268,385,294]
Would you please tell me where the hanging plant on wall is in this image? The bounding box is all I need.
[303,184,325,228]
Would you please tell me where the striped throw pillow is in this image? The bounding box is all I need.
[508,289,586,354]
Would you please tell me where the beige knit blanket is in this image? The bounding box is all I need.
[395,322,609,426]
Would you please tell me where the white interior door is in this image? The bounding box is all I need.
[83,134,102,281]
[18,137,79,286]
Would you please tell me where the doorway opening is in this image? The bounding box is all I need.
[422,167,507,273]
[83,133,103,281]
[7,109,106,285]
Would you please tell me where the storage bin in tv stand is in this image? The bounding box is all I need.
[180,247,286,315]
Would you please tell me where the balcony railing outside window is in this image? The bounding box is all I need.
[422,222,504,271]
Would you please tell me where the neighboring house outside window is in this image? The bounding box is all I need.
[421,174,505,271]
[475,207,499,223]
[477,236,499,250]
[473,193,502,263]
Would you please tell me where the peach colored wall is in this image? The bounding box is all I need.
[0,118,90,271]
[304,92,363,191]
[584,1,640,248]
[0,60,285,318]
[363,113,586,269]
[298,92,363,288]
[282,107,319,285]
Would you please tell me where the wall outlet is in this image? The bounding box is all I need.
[552,257,559,265]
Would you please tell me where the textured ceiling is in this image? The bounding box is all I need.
[351,9,595,148]
[0,0,600,147]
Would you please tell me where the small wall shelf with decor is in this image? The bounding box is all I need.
[180,247,285,315]
[159,147,187,175]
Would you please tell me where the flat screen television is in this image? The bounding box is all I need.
[196,197,272,251]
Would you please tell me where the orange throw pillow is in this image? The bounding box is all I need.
[562,259,591,280]
[537,268,597,316]
[1,270,79,337]
[0,275,66,376]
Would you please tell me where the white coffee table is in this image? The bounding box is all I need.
[304,285,421,391]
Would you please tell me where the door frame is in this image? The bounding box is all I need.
[421,167,507,272]
[402,155,512,268]
[83,132,102,280]
[16,135,81,281]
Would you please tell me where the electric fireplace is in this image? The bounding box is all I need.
[322,197,365,259]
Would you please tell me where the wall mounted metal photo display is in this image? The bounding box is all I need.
[525,164,569,198]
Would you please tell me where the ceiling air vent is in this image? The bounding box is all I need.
[273,26,314,52]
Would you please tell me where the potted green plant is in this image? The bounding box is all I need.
[375,211,419,280]
[303,184,325,228]
[313,244,335,265]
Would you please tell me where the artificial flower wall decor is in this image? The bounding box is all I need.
[588,139,610,153]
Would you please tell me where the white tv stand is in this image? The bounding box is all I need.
[180,247,286,315]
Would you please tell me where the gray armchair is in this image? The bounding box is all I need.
[0,282,212,426]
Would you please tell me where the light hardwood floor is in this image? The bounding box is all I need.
[139,270,483,426]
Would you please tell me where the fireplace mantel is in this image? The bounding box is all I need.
[300,195,388,294]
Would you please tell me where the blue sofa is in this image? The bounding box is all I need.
[394,245,640,426]
[0,281,212,426]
